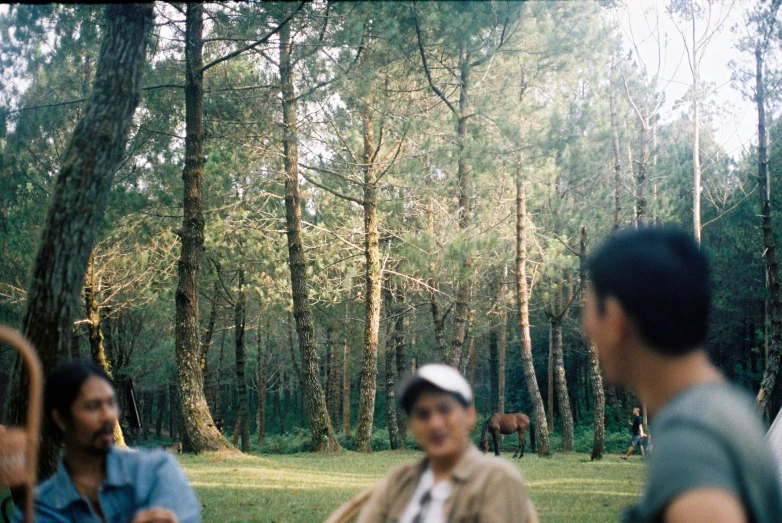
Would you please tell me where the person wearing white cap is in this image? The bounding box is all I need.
[356,364,538,523]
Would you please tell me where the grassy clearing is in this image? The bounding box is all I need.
[181,449,645,522]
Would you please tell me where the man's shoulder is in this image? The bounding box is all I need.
[456,446,523,484]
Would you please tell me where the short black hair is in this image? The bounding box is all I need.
[44,360,113,442]
[398,381,470,414]
[588,226,711,356]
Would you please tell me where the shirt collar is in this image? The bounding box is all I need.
[449,444,483,483]
[51,446,130,510]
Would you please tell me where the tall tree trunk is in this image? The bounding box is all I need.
[448,54,473,368]
[498,264,507,415]
[343,304,351,436]
[580,226,606,460]
[174,3,232,453]
[515,176,551,457]
[356,94,382,452]
[257,324,269,445]
[232,270,249,452]
[155,389,165,438]
[394,279,409,443]
[610,50,622,233]
[214,331,225,424]
[636,121,649,226]
[383,280,401,449]
[489,326,499,414]
[427,191,448,359]
[547,321,554,432]
[385,331,401,450]
[692,19,702,244]
[169,383,177,441]
[279,22,339,453]
[552,317,574,451]
[755,47,782,413]
[201,279,219,415]
[6,4,153,480]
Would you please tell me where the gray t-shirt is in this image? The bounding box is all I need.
[623,382,782,523]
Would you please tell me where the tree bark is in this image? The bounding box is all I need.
[174,3,233,453]
[580,226,606,460]
[448,53,474,368]
[257,324,269,445]
[7,5,153,481]
[552,317,574,451]
[489,326,499,414]
[232,270,249,452]
[755,47,782,414]
[610,50,622,233]
[356,94,382,452]
[279,22,340,453]
[499,265,507,415]
[515,176,551,457]
[201,279,219,414]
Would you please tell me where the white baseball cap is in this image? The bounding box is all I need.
[398,364,473,412]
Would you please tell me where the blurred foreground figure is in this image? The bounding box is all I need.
[357,364,537,523]
[15,361,200,523]
[584,227,782,523]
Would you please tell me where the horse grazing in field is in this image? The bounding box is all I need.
[480,413,531,458]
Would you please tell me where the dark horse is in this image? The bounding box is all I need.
[480,413,531,458]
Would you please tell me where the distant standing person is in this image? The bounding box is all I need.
[15,361,201,523]
[584,227,782,523]
[622,407,645,460]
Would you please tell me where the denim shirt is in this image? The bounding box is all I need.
[14,447,201,523]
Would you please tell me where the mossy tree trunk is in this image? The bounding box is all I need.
[175,3,234,453]
[7,4,153,481]
[355,94,381,453]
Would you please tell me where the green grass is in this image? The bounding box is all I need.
[180,449,646,522]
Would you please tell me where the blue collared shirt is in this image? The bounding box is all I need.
[14,447,201,523]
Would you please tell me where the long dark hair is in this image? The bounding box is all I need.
[44,360,112,442]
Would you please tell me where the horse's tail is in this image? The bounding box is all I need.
[480,415,492,448]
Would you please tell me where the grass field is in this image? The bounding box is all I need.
[181,450,646,522]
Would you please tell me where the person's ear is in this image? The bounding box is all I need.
[602,296,631,348]
[51,409,68,433]
[466,404,477,429]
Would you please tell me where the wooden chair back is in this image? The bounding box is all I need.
[0,326,43,523]
[322,486,374,523]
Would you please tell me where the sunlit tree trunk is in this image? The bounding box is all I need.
[515,175,551,457]
[755,47,782,414]
[279,22,340,453]
[356,94,381,453]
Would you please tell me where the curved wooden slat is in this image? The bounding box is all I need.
[0,326,43,523]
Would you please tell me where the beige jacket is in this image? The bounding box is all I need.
[356,445,538,523]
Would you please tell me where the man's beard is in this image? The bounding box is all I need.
[90,422,115,454]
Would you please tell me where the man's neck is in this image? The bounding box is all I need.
[429,445,469,483]
[63,447,109,485]
[630,347,723,416]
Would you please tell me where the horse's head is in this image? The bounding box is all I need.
[480,436,489,453]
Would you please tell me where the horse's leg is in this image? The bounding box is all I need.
[492,430,500,456]
[518,428,525,458]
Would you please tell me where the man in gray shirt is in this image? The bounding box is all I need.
[584,227,782,523]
